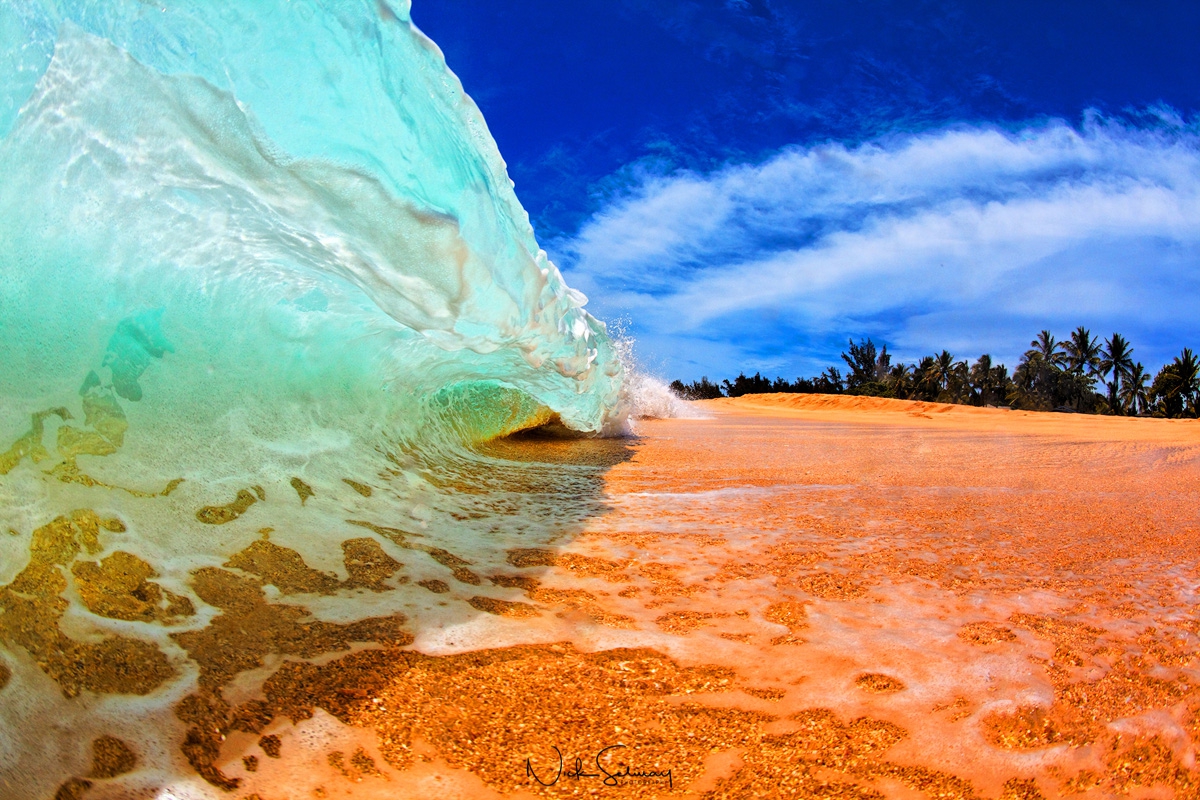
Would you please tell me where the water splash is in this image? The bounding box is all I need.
[609,321,696,423]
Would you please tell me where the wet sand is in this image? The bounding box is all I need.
[38,393,1200,799]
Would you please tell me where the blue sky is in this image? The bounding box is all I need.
[413,0,1200,381]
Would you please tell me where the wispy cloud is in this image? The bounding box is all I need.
[555,114,1200,379]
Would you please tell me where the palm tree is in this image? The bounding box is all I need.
[888,362,914,399]
[1054,326,1102,409]
[992,363,1013,403]
[935,350,955,393]
[1063,326,1101,377]
[969,354,1010,406]
[914,356,939,401]
[1098,333,1134,414]
[969,354,993,405]
[1013,331,1067,410]
[1177,348,1200,415]
[949,359,970,402]
[1120,362,1149,415]
[1026,330,1066,369]
[1149,349,1199,418]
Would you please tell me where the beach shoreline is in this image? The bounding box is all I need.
[17,394,1200,799]
[170,393,1200,799]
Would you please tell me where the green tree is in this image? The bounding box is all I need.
[670,377,723,400]
[722,372,773,397]
[1150,348,1200,418]
[840,338,876,388]
[1181,348,1200,413]
[1119,362,1150,415]
[911,356,941,401]
[841,338,892,395]
[1029,330,1066,369]
[1098,333,1135,414]
[887,362,914,399]
[934,350,955,393]
[969,354,1010,406]
[1010,331,1065,410]
[1063,326,1101,376]
[949,359,971,403]
[816,366,844,394]
[1060,326,1101,410]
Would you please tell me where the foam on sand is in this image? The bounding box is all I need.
[0,1,627,795]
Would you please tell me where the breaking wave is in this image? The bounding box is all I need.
[0,2,627,796]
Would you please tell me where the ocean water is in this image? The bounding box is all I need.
[0,1,630,795]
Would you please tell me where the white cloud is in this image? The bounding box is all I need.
[556,116,1200,378]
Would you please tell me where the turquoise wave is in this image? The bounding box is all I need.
[0,1,625,468]
[0,4,627,794]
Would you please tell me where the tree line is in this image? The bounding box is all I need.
[669,327,1200,418]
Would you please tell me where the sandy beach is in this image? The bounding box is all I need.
[98,393,1189,800]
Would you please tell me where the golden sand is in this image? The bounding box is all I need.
[15,393,1200,798]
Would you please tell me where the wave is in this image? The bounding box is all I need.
[0,2,626,795]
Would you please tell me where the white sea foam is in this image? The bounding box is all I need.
[611,324,697,425]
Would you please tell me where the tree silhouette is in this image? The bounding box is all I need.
[912,356,938,401]
[1151,348,1200,418]
[1028,330,1066,368]
[969,354,1010,406]
[1063,326,1101,376]
[1098,333,1135,414]
[889,362,914,398]
[667,327,1192,418]
[841,338,879,389]
[670,377,723,400]
[840,338,895,396]
[1012,330,1076,410]
[817,366,844,393]
[1120,362,1150,415]
[722,372,774,397]
[935,350,955,393]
